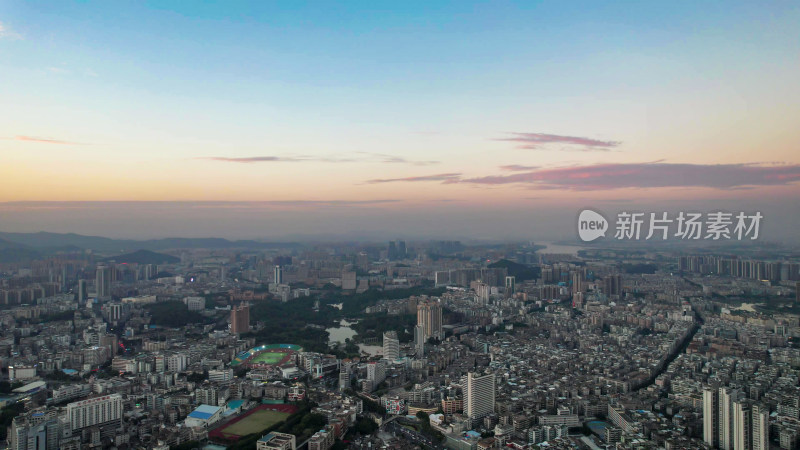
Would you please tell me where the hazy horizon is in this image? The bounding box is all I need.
[1,199,798,245]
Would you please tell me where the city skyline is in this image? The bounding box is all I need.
[2,1,799,241]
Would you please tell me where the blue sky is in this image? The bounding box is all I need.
[1,1,799,240]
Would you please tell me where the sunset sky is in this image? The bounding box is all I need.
[1,1,799,241]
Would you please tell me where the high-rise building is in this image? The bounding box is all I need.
[571,272,584,294]
[338,362,352,391]
[342,271,357,290]
[230,303,250,334]
[77,279,87,303]
[796,281,799,303]
[383,331,399,360]
[143,264,155,280]
[752,404,769,450]
[465,372,495,421]
[367,361,386,385]
[388,241,397,261]
[504,276,516,295]
[274,265,283,284]
[719,387,742,450]
[417,300,443,341]
[435,271,451,287]
[9,409,60,450]
[602,274,622,297]
[703,387,720,447]
[66,394,123,432]
[733,400,751,450]
[414,325,425,357]
[96,265,112,298]
[398,241,407,259]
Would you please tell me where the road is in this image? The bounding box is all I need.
[384,420,445,449]
[633,319,700,392]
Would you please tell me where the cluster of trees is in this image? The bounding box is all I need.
[185,371,207,383]
[169,441,200,450]
[244,285,448,354]
[621,263,658,274]
[242,302,332,355]
[488,259,540,281]
[352,417,378,435]
[0,403,25,441]
[0,380,22,394]
[144,301,209,328]
[35,309,76,324]
[323,285,443,315]
[349,314,415,343]
[414,411,445,442]
[43,370,80,382]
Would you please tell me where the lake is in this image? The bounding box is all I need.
[326,319,357,344]
[326,319,383,356]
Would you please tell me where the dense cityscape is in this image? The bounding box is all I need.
[3,1,800,450]
[0,236,798,450]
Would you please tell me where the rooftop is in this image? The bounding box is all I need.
[188,404,221,420]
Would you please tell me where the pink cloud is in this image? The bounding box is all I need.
[14,135,79,145]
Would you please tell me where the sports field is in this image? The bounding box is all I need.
[209,404,299,443]
[230,344,303,367]
[251,351,288,365]
[218,409,289,437]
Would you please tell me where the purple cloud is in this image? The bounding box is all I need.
[499,164,539,171]
[459,162,800,190]
[497,132,621,150]
[202,156,291,162]
[366,173,462,184]
[199,152,438,165]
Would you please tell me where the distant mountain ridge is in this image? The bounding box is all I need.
[0,238,41,263]
[0,231,300,253]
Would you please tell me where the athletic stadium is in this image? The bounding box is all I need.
[230,343,303,368]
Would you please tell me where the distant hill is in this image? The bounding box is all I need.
[0,231,300,253]
[488,258,541,282]
[0,238,41,263]
[104,249,180,265]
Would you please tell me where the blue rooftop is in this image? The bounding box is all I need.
[188,404,221,420]
[259,433,279,442]
[227,399,244,410]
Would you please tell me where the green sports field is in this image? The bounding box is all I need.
[220,409,290,436]
[250,351,288,364]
